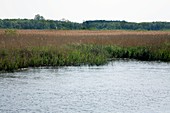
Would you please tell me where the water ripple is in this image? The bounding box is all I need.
[0,60,170,113]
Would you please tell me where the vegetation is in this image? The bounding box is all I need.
[0,45,107,72]
[83,20,170,30]
[0,30,170,72]
[0,15,170,30]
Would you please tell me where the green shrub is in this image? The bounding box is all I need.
[4,29,18,37]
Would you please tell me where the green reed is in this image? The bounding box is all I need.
[0,44,170,72]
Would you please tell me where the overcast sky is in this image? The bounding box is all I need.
[0,0,170,23]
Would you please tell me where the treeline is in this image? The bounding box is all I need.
[83,20,170,30]
[0,19,81,30]
[0,18,170,30]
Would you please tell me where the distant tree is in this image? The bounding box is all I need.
[34,14,45,20]
[1,17,170,30]
[0,19,2,27]
[49,21,57,29]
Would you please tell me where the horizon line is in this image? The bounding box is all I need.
[0,17,170,23]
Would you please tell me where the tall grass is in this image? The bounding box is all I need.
[0,30,170,72]
[104,44,170,61]
[0,45,107,72]
[0,44,170,72]
[1,30,170,48]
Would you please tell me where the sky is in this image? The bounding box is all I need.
[0,0,170,23]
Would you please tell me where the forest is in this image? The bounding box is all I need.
[0,15,170,30]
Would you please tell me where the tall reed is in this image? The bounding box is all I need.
[0,44,170,72]
[0,30,170,72]
[0,45,107,72]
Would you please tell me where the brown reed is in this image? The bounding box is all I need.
[0,29,170,49]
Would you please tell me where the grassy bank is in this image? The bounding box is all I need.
[105,43,170,61]
[0,30,170,72]
[0,44,170,72]
[0,45,107,72]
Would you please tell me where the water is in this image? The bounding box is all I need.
[0,60,170,113]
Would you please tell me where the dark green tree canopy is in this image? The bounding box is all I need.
[0,16,170,30]
[34,14,45,20]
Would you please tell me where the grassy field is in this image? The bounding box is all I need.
[0,30,170,48]
[0,29,170,72]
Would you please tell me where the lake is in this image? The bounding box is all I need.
[0,60,170,113]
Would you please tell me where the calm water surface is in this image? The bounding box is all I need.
[0,60,170,113]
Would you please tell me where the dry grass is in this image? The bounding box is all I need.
[1,29,170,71]
[0,29,170,49]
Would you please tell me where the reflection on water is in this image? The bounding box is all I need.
[0,60,170,113]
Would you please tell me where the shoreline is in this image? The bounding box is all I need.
[0,44,170,72]
[0,30,170,72]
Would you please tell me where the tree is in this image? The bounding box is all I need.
[34,14,45,20]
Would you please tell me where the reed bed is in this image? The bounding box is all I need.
[0,30,170,48]
[0,29,170,72]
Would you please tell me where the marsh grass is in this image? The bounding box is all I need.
[1,30,170,49]
[0,44,170,72]
[0,30,170,72]
[0,45,107,72]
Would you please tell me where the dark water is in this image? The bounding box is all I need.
[0,60,170,113]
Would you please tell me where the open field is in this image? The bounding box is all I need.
[0,30,170,72]
[0,30,170,48]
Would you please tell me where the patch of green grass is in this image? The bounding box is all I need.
[0,45,107,72]
[0,44,170,72]
[104,44,170,61]
[4,29,18,37]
